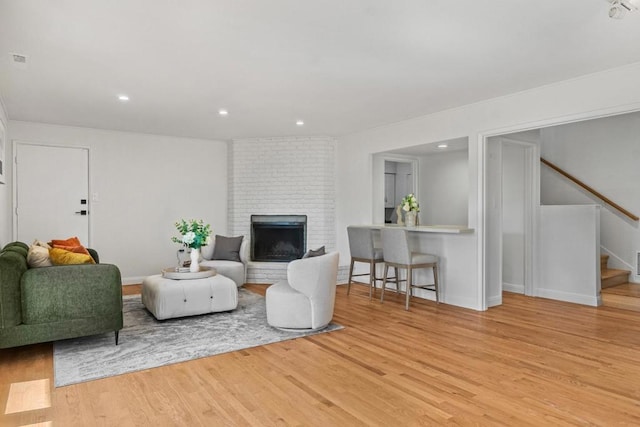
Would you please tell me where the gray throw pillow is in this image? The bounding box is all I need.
[212,235,244,262]
[302,246,325,258]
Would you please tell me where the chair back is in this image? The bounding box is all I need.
[347,226,375,259]
[381,228,411,265]
[287,252,339,329]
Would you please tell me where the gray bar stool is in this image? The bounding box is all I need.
[346,226,385,299]
[380,228,439,310]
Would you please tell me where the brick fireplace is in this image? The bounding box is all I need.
[228,136,337,283]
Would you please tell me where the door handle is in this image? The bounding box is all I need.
[75,210,88,215]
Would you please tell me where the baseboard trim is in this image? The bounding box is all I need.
[535,288,600,307]
[503,282,525,294]
[487,295,502,307]
[122,276,146,285]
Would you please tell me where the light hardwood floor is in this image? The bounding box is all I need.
[2,284,640,426]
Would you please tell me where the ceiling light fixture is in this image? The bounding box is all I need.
[437,144,448,149]
[608,0,638,19]
[296,120,304,126]
[218,109,228,116]
[118,94,129,102]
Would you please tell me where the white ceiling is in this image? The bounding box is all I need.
[2,1,640,141]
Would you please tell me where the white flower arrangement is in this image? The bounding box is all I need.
[171,219,212,249]
[401,193,420,212]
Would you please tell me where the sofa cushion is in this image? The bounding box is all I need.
[212,235,244,262]
[199,259,245,288]
[49,248,95,265]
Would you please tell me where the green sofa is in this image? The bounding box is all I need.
[0,241,123,349]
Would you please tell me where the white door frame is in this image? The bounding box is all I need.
[12,140,92,245]
[482,136,539,308]
[500,137,539,298]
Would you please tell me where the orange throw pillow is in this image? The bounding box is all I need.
[49,247,95,265]
[50,237,82,247]
[50,236,91,257]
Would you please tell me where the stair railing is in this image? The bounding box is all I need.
[541,157,639,222]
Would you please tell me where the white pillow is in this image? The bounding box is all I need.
[27,244,52,268]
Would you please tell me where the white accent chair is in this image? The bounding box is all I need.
[200,237,249,287]
[266,252,339,331]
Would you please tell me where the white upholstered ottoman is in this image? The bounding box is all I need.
[141,273,238,320]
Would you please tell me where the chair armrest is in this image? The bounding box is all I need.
[239,238,249,264]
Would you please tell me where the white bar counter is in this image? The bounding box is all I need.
[350,224,474,234]
[348,224,477,309]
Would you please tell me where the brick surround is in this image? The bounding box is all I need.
[228,136,337,283]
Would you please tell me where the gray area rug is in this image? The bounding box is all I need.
[53,289,343,387]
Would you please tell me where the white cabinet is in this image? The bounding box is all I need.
[384,173,396,208]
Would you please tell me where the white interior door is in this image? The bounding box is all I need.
[15,143,90,245]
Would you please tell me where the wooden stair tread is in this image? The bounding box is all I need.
[601,283,640,312]
[601,283,640,297]
[601,268,631,279]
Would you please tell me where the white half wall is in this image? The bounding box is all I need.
[7,121,228,283]
[539,205,601,306]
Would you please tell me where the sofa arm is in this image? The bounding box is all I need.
[21,264,122,324]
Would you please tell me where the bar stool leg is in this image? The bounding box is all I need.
[347,259,355,295]
[433,263,439,303]
[381,264,389,303]
[392,267,399,293]
[369,260,375,300]
[405,266,412,311]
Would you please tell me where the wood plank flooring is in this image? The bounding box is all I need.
[3,285,640,426]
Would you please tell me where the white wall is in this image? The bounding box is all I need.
[418,150,468,226]
[8,121,228,283]
[0,98,9,246]
[540,113,640,282]
[337,61,640,311]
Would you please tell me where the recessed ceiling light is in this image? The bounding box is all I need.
[218,109,228,116]
[296,120,304,126]
[437,144,448,149]
[118,95,129,102]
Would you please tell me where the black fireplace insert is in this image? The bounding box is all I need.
[251,215,307,262]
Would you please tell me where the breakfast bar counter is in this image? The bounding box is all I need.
[347,224,477,309]
[349,224,474,234]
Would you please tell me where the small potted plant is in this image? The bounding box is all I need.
[172,219,212,272]
[401,193,420,227]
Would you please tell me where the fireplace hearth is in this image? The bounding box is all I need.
[251,215,307,262]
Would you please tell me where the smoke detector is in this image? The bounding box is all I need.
[9,53,28,69]
[609,0,639,19]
